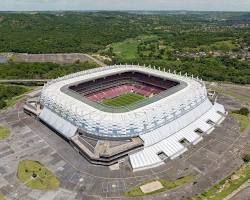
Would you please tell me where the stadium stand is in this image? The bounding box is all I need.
[39,65,226,170]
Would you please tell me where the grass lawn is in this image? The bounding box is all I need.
[17,160,60,190]
[124,176,193,197]
[102,92,145,107]
[0,126,10,140]
[111,35,158,60]
[191,163,250,200]
[190,40,237,52]
[112,38,140,60]
[210,40,237,51]
[229,113,249,133]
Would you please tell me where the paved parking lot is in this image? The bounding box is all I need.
[14,53,91,64]
[0,93,249,200]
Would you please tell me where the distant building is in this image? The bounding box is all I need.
[0,55,7,63]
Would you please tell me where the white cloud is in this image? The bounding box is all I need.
[0,0,250,11]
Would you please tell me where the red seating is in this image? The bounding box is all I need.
[87,83,162,103]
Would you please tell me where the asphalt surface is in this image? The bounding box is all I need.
[0,93,249,200]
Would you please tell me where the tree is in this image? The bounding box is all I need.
[238,108,249,116]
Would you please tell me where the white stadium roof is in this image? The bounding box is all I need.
[40,65,209,138]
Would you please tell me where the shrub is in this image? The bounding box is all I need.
[242,154,250,163]
[238,108,249,116]
[232,107,249,116]
[0,85,29,109]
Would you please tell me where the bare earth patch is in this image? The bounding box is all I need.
[140,181,164,194]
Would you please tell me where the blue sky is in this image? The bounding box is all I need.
[1,0,250,11]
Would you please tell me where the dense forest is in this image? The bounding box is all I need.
[129,57,250,84]
[0,11,249,53]
[0,11,249,84]
[0,12,148,53]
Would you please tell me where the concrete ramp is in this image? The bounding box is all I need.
[39,107,77,139]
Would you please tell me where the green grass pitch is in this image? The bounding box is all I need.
[102,92,145,107]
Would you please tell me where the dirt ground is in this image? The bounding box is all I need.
[14,53,92,64]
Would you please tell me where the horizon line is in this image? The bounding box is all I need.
[0,9,250,13]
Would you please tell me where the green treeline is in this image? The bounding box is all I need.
[0,61,98,109]
[0,85,29,109]
[116,57,250,84]
[0,61,98,79]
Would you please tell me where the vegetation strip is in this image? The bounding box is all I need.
[191,162,250,200]
[229,108,249,133]
[124,175,193,197]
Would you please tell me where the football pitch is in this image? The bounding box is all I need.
[102,92,145,107]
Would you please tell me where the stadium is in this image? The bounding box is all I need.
[37,64,226,171]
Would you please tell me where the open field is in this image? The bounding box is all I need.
[208,83,250,106]
[219,85,250,106]
[102,92,145,107]
[187,40,238,52]
[109,35,158,60]
[17,160,60,190]
[112,38,140,60]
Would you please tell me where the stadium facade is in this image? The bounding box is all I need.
[38,65,226,171]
